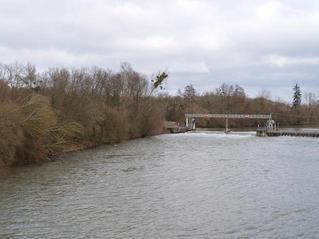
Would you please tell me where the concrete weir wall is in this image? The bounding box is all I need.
[257,129,319,138]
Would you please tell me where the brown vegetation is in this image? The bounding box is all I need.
[0,62,165,167]
[162,83,319,128]
[1,62,318,168]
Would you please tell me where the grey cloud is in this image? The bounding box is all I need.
[0,0,318,101]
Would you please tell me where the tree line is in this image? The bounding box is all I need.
[0,62,318,167]
[0,62,166,167]
[161,83,319,128]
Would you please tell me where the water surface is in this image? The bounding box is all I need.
[1,131,319,238]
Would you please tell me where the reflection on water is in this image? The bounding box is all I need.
[1,131,319,238]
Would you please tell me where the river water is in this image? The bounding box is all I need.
[1,131,319,238]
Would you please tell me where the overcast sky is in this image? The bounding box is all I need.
[0,0,318,101]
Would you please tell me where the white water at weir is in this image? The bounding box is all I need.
[173,131,255,138]
[1,131,319,238]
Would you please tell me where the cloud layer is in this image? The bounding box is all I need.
[0,0,319,100]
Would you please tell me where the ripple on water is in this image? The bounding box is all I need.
[1,131,319,238]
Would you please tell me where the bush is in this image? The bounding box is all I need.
[0,95,83,166]
[0,102,24,166]
[0,63,166,168]
[95,107,129,144]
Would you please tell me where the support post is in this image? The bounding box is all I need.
[226,117,229,132]
[192,118,196,130]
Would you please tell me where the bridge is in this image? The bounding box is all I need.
[185,113,272,132]
[164,113,319,137]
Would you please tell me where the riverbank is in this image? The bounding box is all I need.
[0,127,167,177]
[0,96,165,168]
[2,62,319,171]
[0,64,167,169]
[55,130,168,159]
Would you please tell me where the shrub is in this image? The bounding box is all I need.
[0,95,84,166]
[0,102,24,166]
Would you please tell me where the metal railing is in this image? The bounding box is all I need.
[185,113,271,119]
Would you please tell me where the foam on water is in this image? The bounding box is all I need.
[164,131,255,138]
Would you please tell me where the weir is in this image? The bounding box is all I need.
[185,113,272,132]
[184,113,319,137]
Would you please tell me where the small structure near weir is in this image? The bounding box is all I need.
[164,121,192,134]
[256,119,278,136]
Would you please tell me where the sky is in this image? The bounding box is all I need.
[0,0,318,101]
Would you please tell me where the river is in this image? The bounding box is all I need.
[1,131,319,238]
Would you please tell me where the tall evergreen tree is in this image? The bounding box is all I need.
[292,84,302,108]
